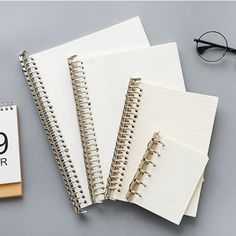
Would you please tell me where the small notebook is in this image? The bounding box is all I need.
[107,79,218,216]
[67,43,185,194]
[18,17,149,213]
[0,103,22,198]
[126,132,208,225]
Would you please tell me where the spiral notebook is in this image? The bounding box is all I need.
[0,103,22,198]
[107,79,218,218]
[67,43,208,216]
[18,17,149,213]
[67,42,185,194]
[126,132,208,224]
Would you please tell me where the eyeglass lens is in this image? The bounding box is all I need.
[196,31,228,62]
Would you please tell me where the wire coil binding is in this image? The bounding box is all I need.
[126,132,165,202]
[0,102,14,111]
[106,78,143,198]
[19,51,87,213]
[68,55,105,203]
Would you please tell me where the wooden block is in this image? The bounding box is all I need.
[0,182,22,199]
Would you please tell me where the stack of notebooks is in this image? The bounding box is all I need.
[18,17,218,225]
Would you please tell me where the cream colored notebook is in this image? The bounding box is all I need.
[18,17,149,213]
[107,79,218,217]
[126,132,208,225]
[67,43,185,197]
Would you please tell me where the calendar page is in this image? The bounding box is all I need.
[0,104,21,184]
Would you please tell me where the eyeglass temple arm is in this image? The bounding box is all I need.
[227,47,236,54]
[194,38,236,55]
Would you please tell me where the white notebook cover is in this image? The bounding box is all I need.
[128,134,208,225]
[110,81,218,215]
[27,17,150,207]
[76,43,185,188]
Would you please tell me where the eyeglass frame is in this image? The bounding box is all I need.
[194,30,236,62]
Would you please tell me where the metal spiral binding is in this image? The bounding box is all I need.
[126,132,165,202]
[18,51,87,213]
[68,55,105,203]
[106,78,143,198]
[0,102,14,111]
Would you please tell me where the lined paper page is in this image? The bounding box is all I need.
[114,82,218,210]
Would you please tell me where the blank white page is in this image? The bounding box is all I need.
[0,105,21,185]
[130,135,208,225]
[113,82,218,209]
[78,43,185,189]
[29,17,150,207]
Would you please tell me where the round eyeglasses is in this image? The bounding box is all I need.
[194,31,236,62]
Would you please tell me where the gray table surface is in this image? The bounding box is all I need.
[0,2,235,235]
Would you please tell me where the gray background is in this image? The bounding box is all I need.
[0,1,235,235]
